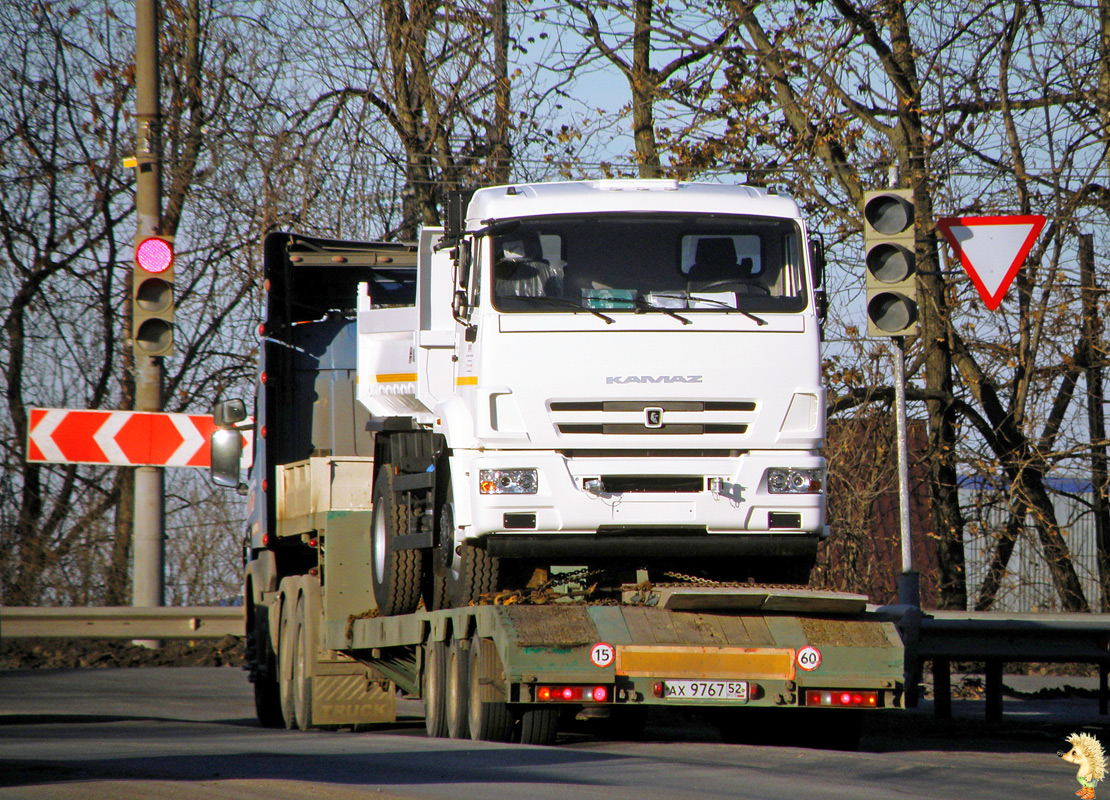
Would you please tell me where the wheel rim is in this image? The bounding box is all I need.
[372,504,387,584]
[441,504,460,584]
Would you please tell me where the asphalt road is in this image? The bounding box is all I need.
[0,667,1106,799]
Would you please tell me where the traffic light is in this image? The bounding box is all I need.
[862,189,918,337]
[132,234,175,357]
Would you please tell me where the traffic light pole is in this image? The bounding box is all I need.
[862,187,920,607]
[893,336,919,606]
[133,0,165,618]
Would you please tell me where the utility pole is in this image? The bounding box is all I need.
[1080,234,1110,610]
[132,0,165,620]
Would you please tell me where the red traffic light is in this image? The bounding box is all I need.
[135,237,173,274]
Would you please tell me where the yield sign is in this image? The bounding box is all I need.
[937,215,1046,310]
[26,408,253,469]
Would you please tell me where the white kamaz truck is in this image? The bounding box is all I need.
[208,180,897,745]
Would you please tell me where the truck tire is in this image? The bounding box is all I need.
[447,542,501,607]
[370,466,424,615]
[468,638,514,742]
[249,611,284,728]
[445,638,470,739]
[277,578,300,729]
[423,639,449,738]
[517,708,559,746]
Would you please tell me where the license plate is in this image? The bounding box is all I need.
[663,680,748,702]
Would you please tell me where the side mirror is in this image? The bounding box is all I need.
[210,400,247,491]
[809,235,826,288]
[444,189,474,242]
[213,398,247,428]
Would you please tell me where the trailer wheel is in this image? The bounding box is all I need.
[468,639,514,742]
[445,638,470,739]
[248,597,284,728]
[292,589,317,731]
[370,466,424,615]
[277,579,299,729]
[517,707,559,746]
[423,639,449,738]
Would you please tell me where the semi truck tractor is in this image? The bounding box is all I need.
[210,179,903,744]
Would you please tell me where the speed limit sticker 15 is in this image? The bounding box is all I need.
[590,642,615,668]
[796,646,822,671]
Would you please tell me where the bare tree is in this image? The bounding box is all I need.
[550,1,735,177]
[683,0,1107,610]
[275,0,519,239]
[0,0,334,605]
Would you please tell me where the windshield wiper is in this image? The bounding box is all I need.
[629,295,692,325]
[683,292,768,326]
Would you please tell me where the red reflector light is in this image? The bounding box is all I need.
[806,690,879,708]
[136,237,173,274]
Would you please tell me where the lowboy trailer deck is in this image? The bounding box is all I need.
[269,561,903,745]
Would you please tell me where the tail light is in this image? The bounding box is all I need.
[805,690,878,708]
[535,685,610,702]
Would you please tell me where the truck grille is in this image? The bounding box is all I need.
[598,476,703,493]
[549,400,755,436]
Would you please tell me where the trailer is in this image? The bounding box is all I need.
[266,561,903,745]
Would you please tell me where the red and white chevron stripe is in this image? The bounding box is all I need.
[26,407,252,469]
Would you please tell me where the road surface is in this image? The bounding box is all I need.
[0,667,1102,799]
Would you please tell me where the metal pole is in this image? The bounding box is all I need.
[133,0,164,619]
[894,335,919,606]
[1080,234,1110,610]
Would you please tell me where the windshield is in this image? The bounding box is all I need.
[488,213,808,314]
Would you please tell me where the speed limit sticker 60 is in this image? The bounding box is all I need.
[796,646,822,671]
[590,642,615,668]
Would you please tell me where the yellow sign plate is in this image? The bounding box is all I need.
[615,646,795,680]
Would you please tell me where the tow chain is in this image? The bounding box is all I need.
[661,571,725,587]
[476,567,606,606]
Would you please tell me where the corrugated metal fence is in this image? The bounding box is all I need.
[962,483,1104,612]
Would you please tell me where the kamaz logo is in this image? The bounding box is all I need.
[605,375,703,384]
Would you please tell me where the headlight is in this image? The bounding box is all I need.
[479,468,538,494]
[766,468,822,494]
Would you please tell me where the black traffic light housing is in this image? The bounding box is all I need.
[862,189,918,337]
[132,234,175,357]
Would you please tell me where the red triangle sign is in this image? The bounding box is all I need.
[937,215,1045,310]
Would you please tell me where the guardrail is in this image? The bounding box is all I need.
[883,605,1110,721]
[0,606,244,640]
[6,603,1110,723]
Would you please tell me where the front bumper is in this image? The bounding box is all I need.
[451,450,825,540]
